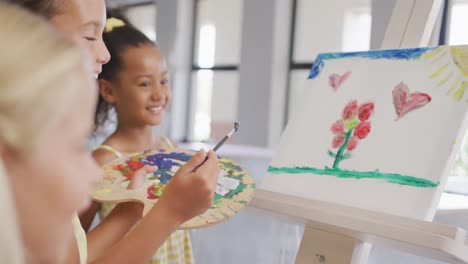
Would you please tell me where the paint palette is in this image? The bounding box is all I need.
[91,148,256,229]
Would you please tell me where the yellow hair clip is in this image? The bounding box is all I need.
[105,17,125,33]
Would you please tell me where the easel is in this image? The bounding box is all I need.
[250,190,468,263]
[249,0,468,263]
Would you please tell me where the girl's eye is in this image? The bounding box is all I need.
[161,79,169,85]
[140,82,151,88]
[85,37,97,41]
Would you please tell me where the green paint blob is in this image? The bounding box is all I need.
[344,117,359,130]
[268,166,439,188]
[211,197,224,208]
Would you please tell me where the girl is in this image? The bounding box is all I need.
[0,3,99,262]
[4,1,220,263]
[89,13,195,263]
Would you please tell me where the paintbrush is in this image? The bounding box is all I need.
[213,122,240,151]
[193,122,240,171]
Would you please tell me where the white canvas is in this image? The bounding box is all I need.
[262,46,468,220]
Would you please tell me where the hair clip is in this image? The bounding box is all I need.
[105,17,125,33]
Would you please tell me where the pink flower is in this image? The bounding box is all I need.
[331,133,346,148]
[342,100,358,120]
[330,120,345,134]
[358,102,374,121]
[346,136,359,151]
[354,121,371,139]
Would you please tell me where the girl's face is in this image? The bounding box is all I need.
[107,45,171,127]
[51,0,110,76]
[3,69,100,262]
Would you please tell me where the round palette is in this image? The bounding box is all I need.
[91,148,256,229]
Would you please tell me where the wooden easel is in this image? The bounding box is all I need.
[381,0,444,49]
[249,0,468,263]
[250,190,468,263]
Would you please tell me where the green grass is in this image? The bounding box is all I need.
[268,166,439,188]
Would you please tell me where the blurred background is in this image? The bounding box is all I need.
[105,0,466,147]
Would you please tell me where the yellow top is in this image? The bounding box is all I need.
[96,144,124,158]
[72,213,87,264]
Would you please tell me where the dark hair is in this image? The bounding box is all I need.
[94,10,155,132]
[7,0,62,19]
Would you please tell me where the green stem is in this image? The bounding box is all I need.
[333,129,353,169]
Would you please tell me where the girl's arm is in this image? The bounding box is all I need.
[84,165,156,262]
[79,201,101,232]
[88,150,219,264]
[77,148,155,263]
[64,199,147,264]
[79,149,116,231]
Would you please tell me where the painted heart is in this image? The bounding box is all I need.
[392,82,431,120]
[329,71,351,91]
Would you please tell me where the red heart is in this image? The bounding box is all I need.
[392,82,431,121]
[329,71,351,91]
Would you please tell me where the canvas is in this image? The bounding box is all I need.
[262,46,468,220]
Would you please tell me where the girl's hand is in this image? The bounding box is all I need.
[86,151,219,264]
[156,149,220,224]
[127,165,157,190]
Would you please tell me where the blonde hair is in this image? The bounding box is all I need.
[7,0,63,19]
[0,2,84,153]
[0,2,85,262]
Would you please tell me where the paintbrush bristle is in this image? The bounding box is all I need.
[234,122,240,132]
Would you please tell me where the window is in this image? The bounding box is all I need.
[342,7,372,52]
[293,0,372,62]
[288,0,372,118]
[447,0,468,45]
[191,0,244,142]
[122,3,157,41]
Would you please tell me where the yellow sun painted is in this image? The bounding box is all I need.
[447,76,462,95]
[437,71,454,87]
[425,46,468,102]
[429,50,448,67]
[450,47,468,77]
[454,81,468,101]
[430,63,449,79]
[422,47,444,60]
